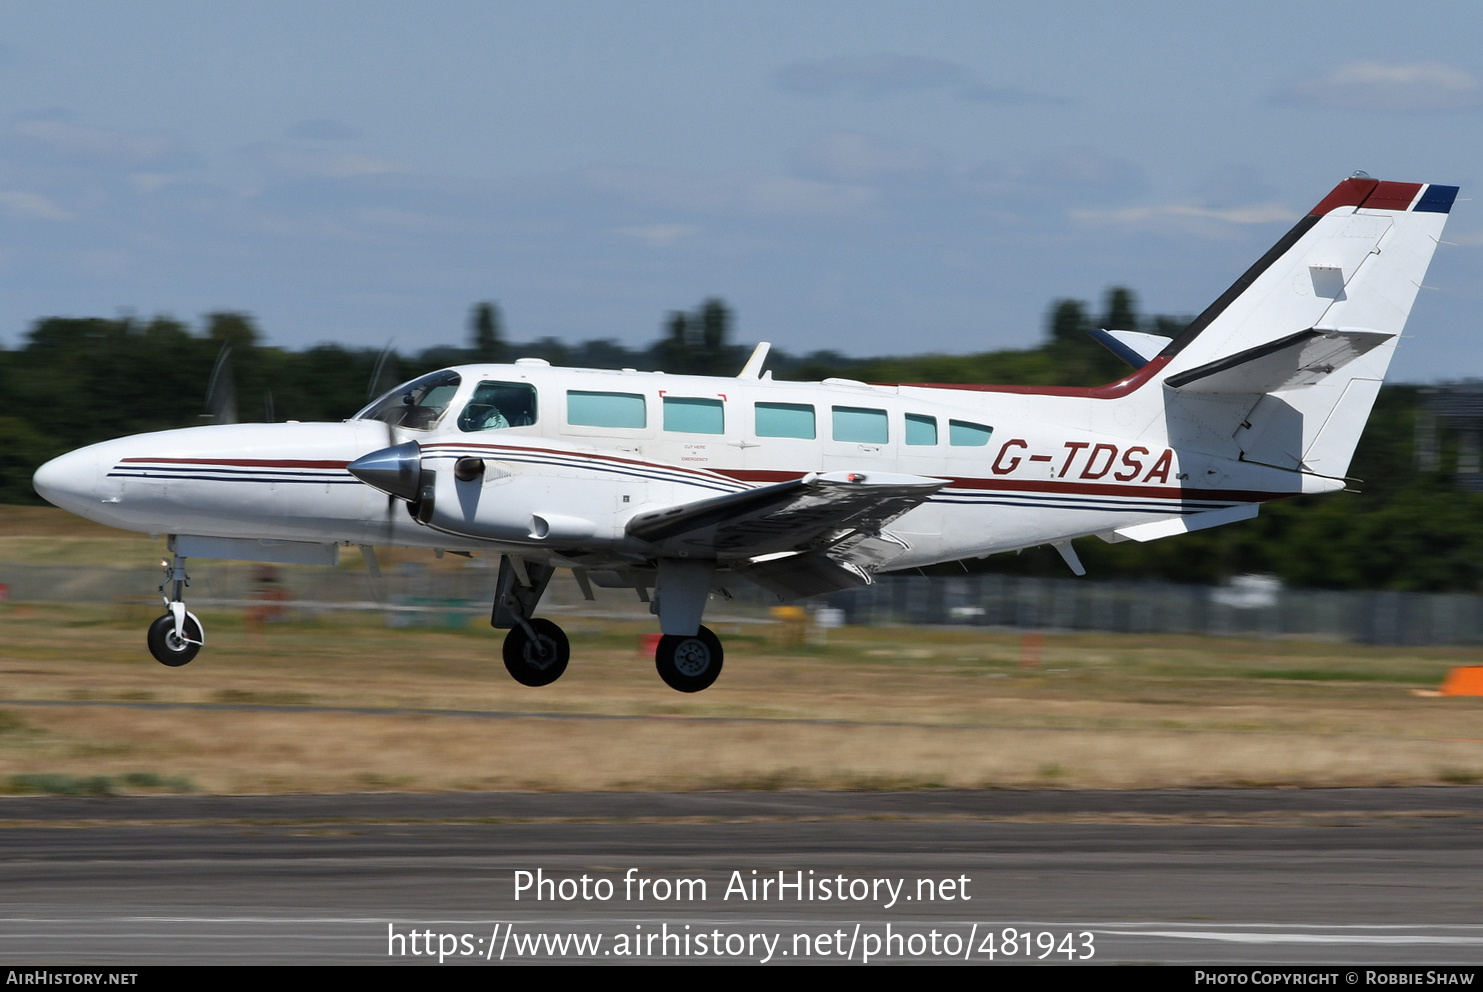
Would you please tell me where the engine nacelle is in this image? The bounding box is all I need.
[422,459,624,546]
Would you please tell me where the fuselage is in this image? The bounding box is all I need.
[33,357,1322,572]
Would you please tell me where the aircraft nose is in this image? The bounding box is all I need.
[32,446,101,515]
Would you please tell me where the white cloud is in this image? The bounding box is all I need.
[0,190,72,221]
[774,54,965,99]
[1070,201,1294,235]
[613,223,700,246]
[1444,230,1483,247]
[793,131,938,184]
[583,167,872,217]
[283,119,361,141]
[129,173,177,194]
[773,53,1062,104]
[963,147,1145,204]
[245,143,402,179]
[1281,61,1482,113]
[10,116,186,168]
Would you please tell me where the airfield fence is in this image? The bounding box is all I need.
[2,560,1482,647]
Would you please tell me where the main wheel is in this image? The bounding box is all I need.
[502,618,570,686]
[655,626,724,692]
[147,614,202,667]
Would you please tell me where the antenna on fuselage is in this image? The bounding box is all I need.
[737,341,771,379]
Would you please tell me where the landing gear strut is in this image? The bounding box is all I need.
[148,552,204,667]
[492,557,571,686]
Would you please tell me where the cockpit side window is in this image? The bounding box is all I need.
[459,381,538,432]
[356,370,462,430]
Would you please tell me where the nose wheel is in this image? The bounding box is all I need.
[502,618,570,686]
[148,551,205,667]
[148,614,203,667]
[654,625,723,692]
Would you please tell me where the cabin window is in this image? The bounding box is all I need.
[905,413,938,446]
[832,406,888,444]
[663,396,724,435]
[567,390,647,429]
[356,370,462,430]
[755,402,815,439]
[458,381,537,431]
[949,420,994,446]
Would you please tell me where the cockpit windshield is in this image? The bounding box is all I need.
[354,370,463,430]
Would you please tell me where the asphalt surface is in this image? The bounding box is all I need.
[0,788,1480,966]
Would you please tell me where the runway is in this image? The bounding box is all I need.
[0,788,1480,965]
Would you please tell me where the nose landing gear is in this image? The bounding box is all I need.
[147,613,203,667]
[148,553,204,667]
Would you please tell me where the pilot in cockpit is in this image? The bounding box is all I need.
[459,381,535,432]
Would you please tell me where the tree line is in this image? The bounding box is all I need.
[1,291,1478,593]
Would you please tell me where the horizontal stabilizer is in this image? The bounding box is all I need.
[1087,328,1172,370]
[1106,503,1259,543]
[626,471,946,559]
[1164,327,1392,396]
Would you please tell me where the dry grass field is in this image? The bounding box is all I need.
[0,596,1481,795]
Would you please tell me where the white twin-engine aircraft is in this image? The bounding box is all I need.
[33,175,1457,691]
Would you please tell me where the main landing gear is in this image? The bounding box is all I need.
[502,617,569,687]
[492,557,573,687]
[491,556,726,692]
[148,553,204,667]
[654,626,723,693]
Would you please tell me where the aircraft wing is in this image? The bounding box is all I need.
[625,471,946,561]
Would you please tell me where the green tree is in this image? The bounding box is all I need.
[700,297,729,352]
[1048,299,1089,345]
[206,312,260,352]
[658,310,691,373]
[1100,287,1139,333]
[470,302,505,363]
[0,416,62,504]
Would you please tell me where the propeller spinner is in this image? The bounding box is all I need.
[348,441,424,503]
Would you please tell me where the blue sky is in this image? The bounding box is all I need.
[0,1,1480,380]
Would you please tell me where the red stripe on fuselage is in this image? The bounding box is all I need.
[117,450,1293,504]
[433,443,1293,503]
[118,457,350,468]
[897,356,1171,398]
[709,468,1291,504]
[420,440,742,484]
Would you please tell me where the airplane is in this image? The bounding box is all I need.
[32,174,1457,692]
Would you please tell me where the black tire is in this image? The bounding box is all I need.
[147,614,202,667]
[502,618,570,687]
[655,625,724,692]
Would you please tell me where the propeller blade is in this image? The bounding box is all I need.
[205,344,238,425]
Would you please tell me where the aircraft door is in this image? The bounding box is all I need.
[821,404,897,472]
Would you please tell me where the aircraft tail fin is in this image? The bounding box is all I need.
[1151,176,1456,479]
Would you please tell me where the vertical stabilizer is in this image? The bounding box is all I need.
[1156,177,1455,478]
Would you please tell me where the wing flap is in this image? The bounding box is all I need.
[625,471,946,559]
